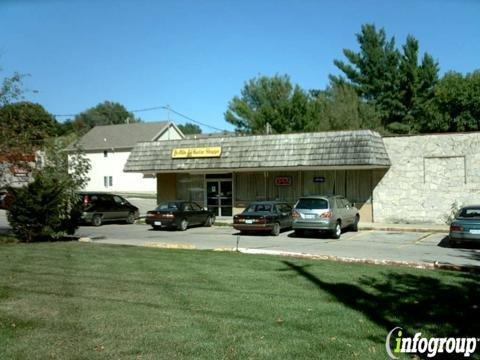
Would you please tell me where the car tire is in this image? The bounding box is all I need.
[332,221,341,239]
[152,225,161,231]
[204,216,214,227]
[351,215,359,232]
[126,212,135,224]
[179,219,188,231]
[271,222,281,236]
[92,214,102,227]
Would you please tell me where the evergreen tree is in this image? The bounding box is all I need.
[331,23,439,133]
[331,23,402,128]
[7,139,90,242]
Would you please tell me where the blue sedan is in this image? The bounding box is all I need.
[449,205,480,246]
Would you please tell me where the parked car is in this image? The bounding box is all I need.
[78,192,139,226]
[292,195,359,239]
[146,201,215,231]
[449,205,480,246]
[0,190,13,210]
[233,201,293,236]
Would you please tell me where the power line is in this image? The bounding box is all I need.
[53,105,226,132]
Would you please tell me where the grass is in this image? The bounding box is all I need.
[0,242,478,359]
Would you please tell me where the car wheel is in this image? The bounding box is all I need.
[92,214,102,227]
[271,222,281,236]
[126,212,135,224]
[204,216,214,227]
[351,215,359,232]
[152,225,161,230]
[179,219,188,231]
[332,222,341,239]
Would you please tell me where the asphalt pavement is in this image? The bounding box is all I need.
[2,209,479,269]
[76,221,479,269]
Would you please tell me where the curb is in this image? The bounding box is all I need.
[358,225,448,233]
[78,235,106,242]
[234,248,480,273]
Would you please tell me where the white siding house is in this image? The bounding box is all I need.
[68,122,184,195]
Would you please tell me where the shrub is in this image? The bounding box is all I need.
[6,138,89,242]
[7,172,82,242]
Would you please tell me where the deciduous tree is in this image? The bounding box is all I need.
[69,101,140,135]
[178,122,202,135]
[225,75,315,134]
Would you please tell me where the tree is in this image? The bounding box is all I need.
[0,71,26,106]
[225,75,316,134]
[178,122,202,135]
[393,36,440,133]
[1,60,27,107]
[69,101,140,135]
[331,23,439,133]
[0,101,58,146]
[7,138,90,242]
[307,83,382,132]
[0,102,59,184]
[331,23,402,125]
[433,70,480,132]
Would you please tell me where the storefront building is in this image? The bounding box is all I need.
[124,130,391,222]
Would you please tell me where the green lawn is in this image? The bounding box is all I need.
[0,242,478,359]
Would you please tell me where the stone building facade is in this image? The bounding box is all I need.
[373,132,480,224]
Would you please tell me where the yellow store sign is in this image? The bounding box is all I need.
[171,146,222,159]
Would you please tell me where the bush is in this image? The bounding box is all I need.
[7,173,82,242]
[6,138,89,242]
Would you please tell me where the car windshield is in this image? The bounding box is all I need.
[156,202,181,211]
[458,208,480,218]
[295,198,328,210]
[245,204,272,213]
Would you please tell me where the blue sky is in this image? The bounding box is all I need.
[1,0,479,132]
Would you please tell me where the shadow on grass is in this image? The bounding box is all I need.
[281,260,480,339]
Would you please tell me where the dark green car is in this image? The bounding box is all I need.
[449,205,480,246]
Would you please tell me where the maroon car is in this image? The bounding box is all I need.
[146,201,215,231]
[233,201,293,236]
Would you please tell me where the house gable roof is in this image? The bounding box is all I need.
[124,130,391,173]
[67,122,180,151]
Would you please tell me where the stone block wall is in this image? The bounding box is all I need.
[373,133,480,224]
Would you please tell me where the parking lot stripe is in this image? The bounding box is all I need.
[396,232,434,248]
[414,232,435,243]
[340,231,373,242]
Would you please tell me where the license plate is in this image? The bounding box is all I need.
[304,214,316,219]
[245,220,254,224]
[469,229,480,234]
[154,221,162,226]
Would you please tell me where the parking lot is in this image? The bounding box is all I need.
[74,221,479,268]
[2,208,479,268]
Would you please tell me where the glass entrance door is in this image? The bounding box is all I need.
[206,180,232,217]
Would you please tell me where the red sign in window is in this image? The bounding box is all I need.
[275,176,292,186]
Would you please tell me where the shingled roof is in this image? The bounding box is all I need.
[67,122,175,151]
[124,130,390,173]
